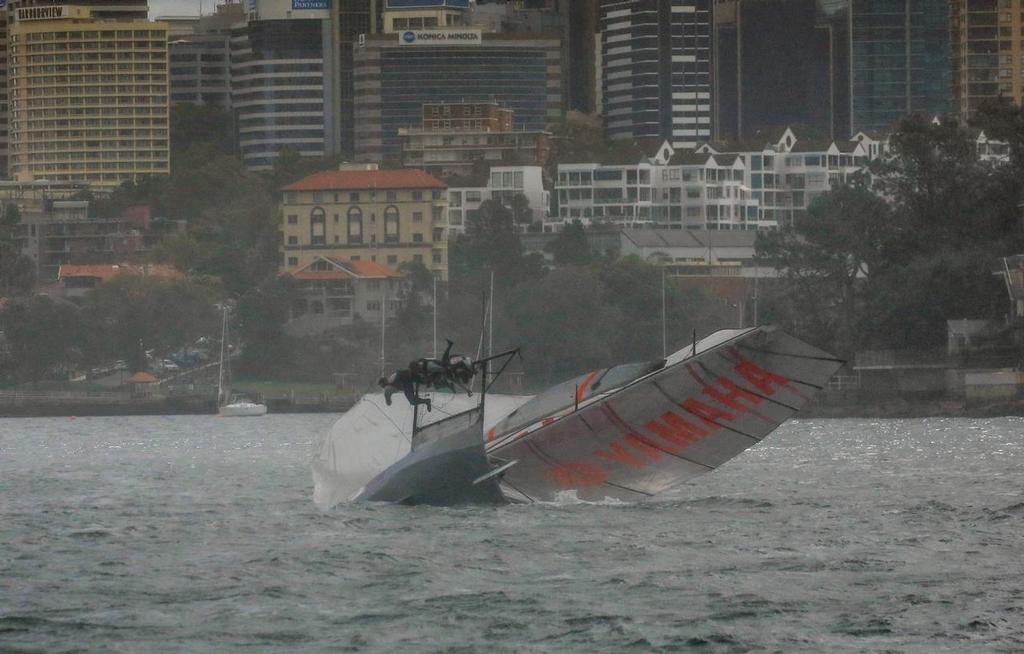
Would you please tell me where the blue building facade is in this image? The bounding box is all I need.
[849,0,951,133]
[353,34,562,162]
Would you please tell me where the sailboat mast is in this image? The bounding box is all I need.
[218,306,227,404]
[661,268,667,358]
[432,274,437,359]
[379,284,386,378]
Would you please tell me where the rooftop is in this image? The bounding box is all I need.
[58,263,182,283]
[283,169,446,193]
[288,257,405,281]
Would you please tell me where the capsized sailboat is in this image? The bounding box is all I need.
[340,326,842,505]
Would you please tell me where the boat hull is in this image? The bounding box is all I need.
[354,408,505,505]
[219,402,268,417]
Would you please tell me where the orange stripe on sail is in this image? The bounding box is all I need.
[575,369,603,404]
[486,426,496,442]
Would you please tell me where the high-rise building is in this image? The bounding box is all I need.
[559,0,600,114]
[599,0,715,149]
[330,0,382,158]
[952,0,1024,119]
[352,31,562,163]
[714,0,849,141]
[231,0,333,170]
[164,3,242,109]
[849,0,952,133]
[7,5,170,189]
[0,0,150,179]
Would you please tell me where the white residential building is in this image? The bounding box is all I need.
[554,127,876,231]
[448,166,548,234]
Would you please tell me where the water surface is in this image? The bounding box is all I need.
[1,415,1022,652]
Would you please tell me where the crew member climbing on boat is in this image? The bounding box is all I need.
[409,340,476,394]
[378,368,431,411]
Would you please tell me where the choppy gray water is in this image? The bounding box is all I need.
[1,415,1022,653]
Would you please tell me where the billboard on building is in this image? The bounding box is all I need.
[398,28,481,46]
[293,0,328,8]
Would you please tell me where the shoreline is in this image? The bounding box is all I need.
[2,396,1023,419]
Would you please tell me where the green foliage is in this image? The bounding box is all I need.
[234,275,298,376]
[79,276,220,371]
[0,203,35,297]
[170,103,235,159]
[0,296,81,382]
[545,220,592,266]
[451,200,527,283]
[760,111,1024,355]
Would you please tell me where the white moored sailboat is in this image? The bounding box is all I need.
[217,306,267,417]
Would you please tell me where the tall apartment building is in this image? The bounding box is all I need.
[7,4,170,189]
[714,0,850,141]
[599,0,714,149]
[165,2,241,109]
[849,0,952,133]
[231,0,333,170]
[352,31,562,163]
[280,165,449,280]
[952,0,1024,118]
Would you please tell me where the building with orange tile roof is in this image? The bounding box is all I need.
[283,255,408,337]
[280,164,449,281]
[57,263,183,297]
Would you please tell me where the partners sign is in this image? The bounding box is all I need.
[398,29,482,46]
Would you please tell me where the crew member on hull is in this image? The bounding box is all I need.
[378,368,431,411]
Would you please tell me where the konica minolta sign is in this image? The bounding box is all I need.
[397,28,482,46]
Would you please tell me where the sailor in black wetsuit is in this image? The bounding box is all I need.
[378,369,431,411]
[409,340,475,394]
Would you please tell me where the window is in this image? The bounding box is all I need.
[387,255,398,264]
[287,235,298,245]
[432,228,444,242]
[387,191,397,201]
[413,233,423,243]
[432,206,443,222]
[384,205,400,243]
[349,192,360,202]
[412,191,423,201]
[287,256,298,267]
[287,214,298,224]
[367,301,381,311]
[432,190,442,200]
[412,211,423,222]
[313,192,323,203]
[309,207,326,245]
[433,253,442,264]
[413,254,423,263]
[347,206,363,244]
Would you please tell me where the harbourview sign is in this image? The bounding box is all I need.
[16,5,69,20]
[398,28,481,46]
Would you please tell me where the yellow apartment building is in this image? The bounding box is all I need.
[280,165,449,280]
[7,5,169,190]
[953,0,1024,117]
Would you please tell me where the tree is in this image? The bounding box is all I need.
[170,103,235,158]
[756,183,893,355]
[545,220,591,266]
[234,275,298,376]
[506,267,621,384]
[0,203,34,297]
[0,295,81,382]
[79,276,220,371]
[450,199,526,283]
